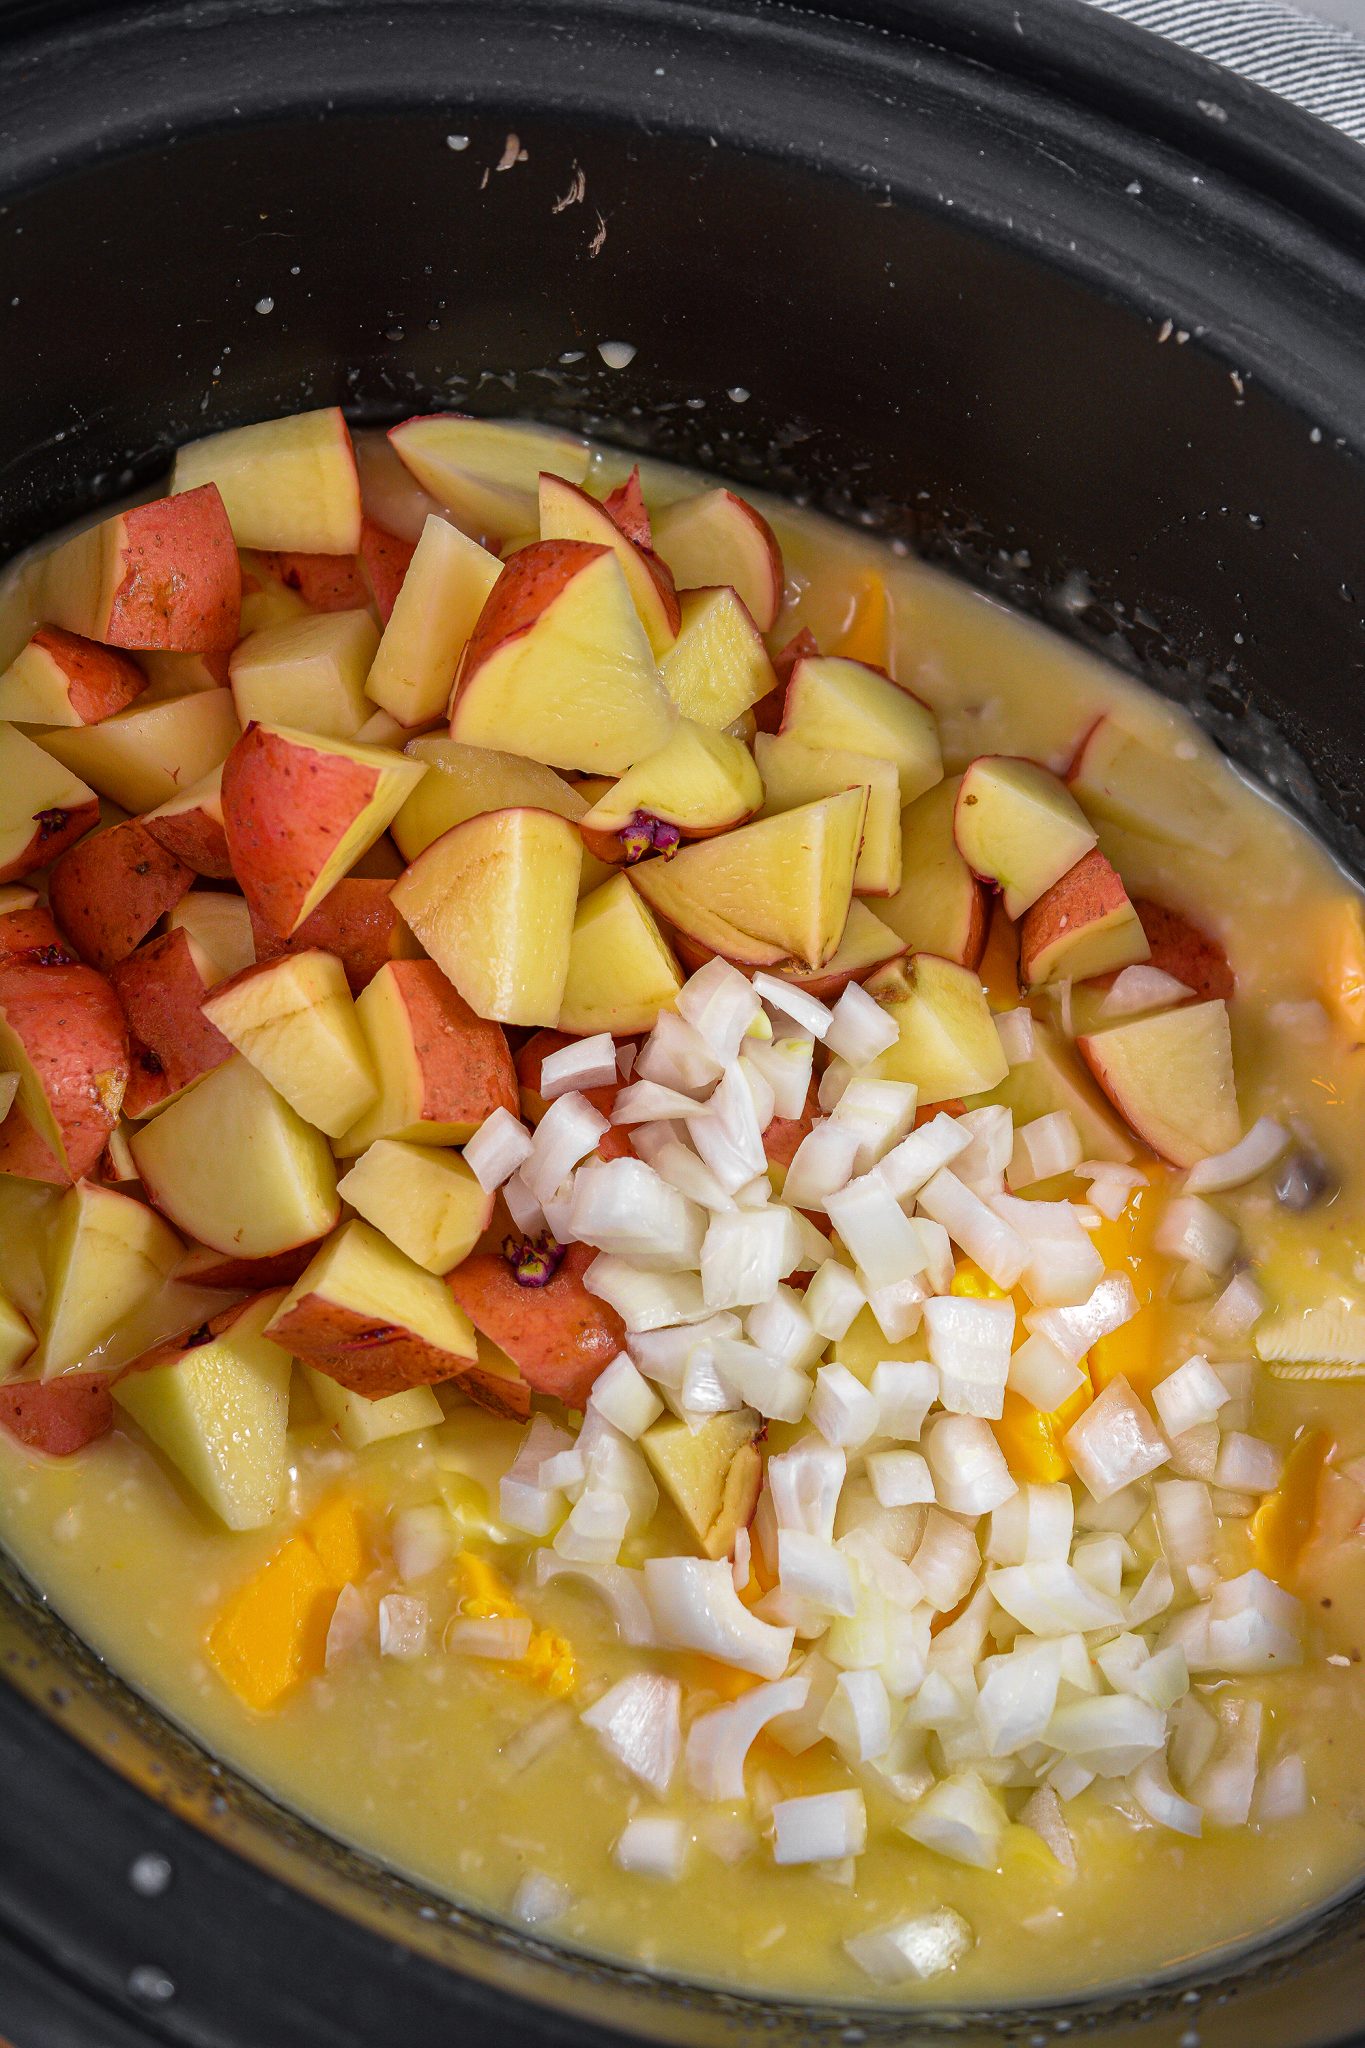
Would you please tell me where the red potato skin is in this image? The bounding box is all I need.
[544,476,681,639]
[446,1241,626,1409]
[602,468,653,549]
[25,628,148,723]
[0,906,76,966]
[118,1292,272,1382]
[515,1029,632,1162]
[453,540,610,720]
[254,550,369,612]
[106,485,241,651]
[0,792,101,885]
[247,877,414,995]
[379,960,518,1129]
[1132,898,1235,1003]
[0,961,129,1183]
[266,1296,475,1399]
[220,723,381,940]
[142,795,233,882]
[109,928,233,1116]
[48,819,195,974]
[1019,848,1137,984]
[358,518,418,623]
[0,1371,115,1456]
[455,1363,532,1422]
[175,1242,321,1290]
[668,928,906,1005]
[754,627,819,735]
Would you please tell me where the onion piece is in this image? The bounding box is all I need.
[1152,1353,1231,1437]
[502,1170,548,1238]
[447,1614,533,1660]
[584,1256,708,1333]
[985,1480,1074,1565]
[802,1259,865,1341]
[977,1639,1063,1756]
[629,1314,742,1386]
[325,1582,371,1667]
[1008,1111,1082,1191]
[952,1105,1014,1195]
[581,1672,682,1795]
[830,1078,920,1172]
[686,1063,768,1192]
[1192,1698,1262,1824]
[588,1352,664,1438]
[531,1550,655,1644]
[1046,1693,1166,1776]
[993,1007,1035,1066]
[1153,1194,1240,1275]
[1126,1559,1175,1626]
[553,1487,629,1564]
[378,1593,429,1660]
[539,1032,618,1098]
[1253,1751,1308,1823]
[742,1031,814,1120]
[992,1192,1104,1308]
[922,1295,1015,1419]
[869,1358,940,1443]
[463,1107,533,1191]
[1202,1269,1266,1343]
[771,1788,867,1865]
[777,1529,857,1617]
[746,1285,825,1373]
[988,1559,1124,1635]
[845,1907,974,1985]
[780,1122,863,1212]
[879,1112,972,1199]
[808,1362,881,1450]
[1099,965,1194,1016]
[1130,1753,1202,1835]
[1008,1332,1088,1412]
[1198,1569,1303,1675]
[522,1092,609,1203]
[752,971,833,1039]
[1028,1273,1140,1365]
[824,979,900,1065]
[701,1206,803,1310]
[645,1556,796,1677]
[917,1169,1027,1290]
[391,1503,453,1583]
[768,1434,848,1543]
[1019,1784,1076,1871]
[922,1413,1017,1516]
[819,1667,893,1764]
[645,1138,737,1213]
[867,1447,935,1508]
[570,1157,704,1268]
[612,1078,712,1124]
[685,1674,811,1799]
[900,1770,1005,1869]
[1214,1431,1284,1494]
[510,1871,572,1926]
[677,955,766,1060]
[1184,1116,1290,1194]
[635,1010,723,1094]
[1065,1376,1169,1501]
[613,1814,688,1878]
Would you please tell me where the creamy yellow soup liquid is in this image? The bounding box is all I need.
[1,446,1364,2006]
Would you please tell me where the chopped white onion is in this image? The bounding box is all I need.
[1019,1784,1076,1870]
[746,1285,825,1372]
[917,1169,1027,1290]
[830,1078,919,1173]
[1184,1117,1290,1194]
[818,1057,855,1112]
[867,1448,935,1508]
[1198,1570,1302,1675]
[1152,1353,1232,1438]
[611,1078,711,1124]
[685,1674,811,1800]
[1100,965,1194,1016]
[1065,1376,1169,1501]
[752,971,833,1039]
[988,1559,1124,1635]
[588,1352,665,1438]
[977,1639,1063,1755]
[644,1557,795,1677]
[1027,1273,1139,1365]
[1130,1752,1202,1835]
[808,1363,881,1451]
[1214,1431,1284,1494]
[531,1551,655,1644]
[463,1106,533,1191]
[779,1121,862,1211]
[1253,1751,1308,1823]
[635,1010,723,1094]
[992,1192,1104,1307]
[819,1668,892,1764]
[539,1032,618,1099]
[701,1206,802,1310]
[994,1007,1036,1066]
[767,1435,847,1542]
[1154,1194,1240,1275]
[581,1672,682,1795]
[1007,1332,1088,1411]
[1047,1693,1166,1776]
[742,1031,814,1120]
[986,1481,1074,1565]
[771,1788,867,1865]
[1202,1269,1266,1344]
[570,1158,704,1269]
[802,1259,866,1340]
[522,1091,609,1203]
[1008,1111,1082,1191]
[553,1487,629,1564]
[502,1169,548,1237]
[676,955,765,1061]
[511,1870,572,1926]
[1126,1559,1175,1626]
[1192,1698,1262,1824]
[922,1413,1017,1516]
[391,1503,453,1584]
[378,1593,429,1660]
[325,1582,371,1667]
[613,1814,688,1879]
[447,1614,533,1660]
[900,1770,1005,1869]
[952,1105,1015,1195]
[879,1112,972,1199]
[708,1337,809,1423]
[865,1274,928,1344]
[686,1063,768,1192]
[824,979,901,1065]
[845,1906,974,1985]
[923,1295,1015,1419]
[777,1529,857,1617]
[617,1039,638,1080]
[646,1138,737,1213]
[585,1256,707,1333]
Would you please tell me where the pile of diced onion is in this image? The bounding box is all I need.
[456,958,1305,1981]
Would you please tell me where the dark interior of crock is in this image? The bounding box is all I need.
[3,1,1365,2043]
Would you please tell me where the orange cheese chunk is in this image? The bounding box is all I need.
[1318,898,1365,1041]
[1252,1428,1333,1587]
[833,570,892,671]
[455,1551,576,1697]
[992,1382,1092,1485]
[1088,1184,1165,1392]
[206,1494,370,1713]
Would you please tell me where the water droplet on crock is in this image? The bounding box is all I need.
[727,386,750,403]
[128,1964,175,2003]
[598,340,636,370]
[1247,511,1264,529]
[446,134,469,151]
[254,296,274,316]
[129,1852,173,1897]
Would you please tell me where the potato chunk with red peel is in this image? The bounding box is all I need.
[581,721,762,847]
[248,877,419,996]
[629,859,787,971]
[864,952,1009,1102]
[1020,850,1150,988]
[953,755,1098,919]
[337,1139,493,1276]
[175,1242,321,1291]
[36,484,240,651]
[169,891,255,984]
[658,587,777,733]
[0,1370,114,1456]
[266,1220,479,1397]
[364,514,501,729]
[755,731,901,896]
[336,958,518,1156]
[446,1241,625,1408]
[652,488,784,633]
[388,414,591,540]
[629,790,865,972]
[0,724,99,883]
[49,819,194,973]
[0,903,74,965]
[110,929,233,1118]
[601,468,652,548]
[640,1409,764,1560]
[882,774,988,968]
[780,654,942,805]
[254,549,369,612]
[1077,999,1240,1168]
[1067,715,1237,857]
[391,735,588,863]
[141,766,233,880]
[221,722,427,939]
[130,1054,340,1258]
[40,1180,183,1376]
[1131,898,1235,1003]
[229,609,379,740]
[202,949,378,1140]
[0,962,128,1182]
[392,806,582,1028]
[749,903,907,1004]
[0,628,147,727]
[114,1291,293,1528]
[449,542,677,774]
[173,408,362,555]
[538,472,680,656]
[359,517,417,621]
[37,689,241,815]
[559,873,683,1038]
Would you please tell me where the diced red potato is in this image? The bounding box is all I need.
[0,627,148,725]
[0,905,76,966]
[109,928,233,1116]
[0,1372,116,1456]
[514,1030,632,1162]
[247,877,417,994]
[0,774,100,886]
[447,1242,626,1409]
[38,484,241,652]
[602,468,653,549]
[358,517,418,622]
[1132,898,1235,1003]
[142,771,234,881]
[253,550,370,613]
[175,1242,322,1290]
[0,961,129,1183]
[753,627,820,735]
[48,819,194,973]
